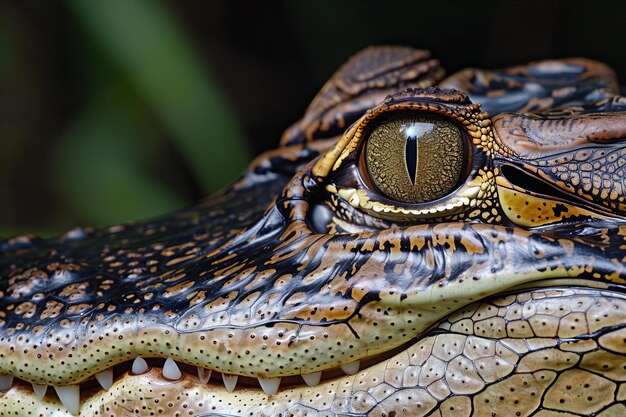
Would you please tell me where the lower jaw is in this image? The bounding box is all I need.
[0,341,413,416]
[0,367,380,416]
[1,351,421,417]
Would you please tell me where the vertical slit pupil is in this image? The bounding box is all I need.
[405,135,418,185]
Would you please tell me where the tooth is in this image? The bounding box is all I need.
[197,367,212,384]
[95,369,113,390]
[131,357,149,375]
[0,374,13,390]
[32,384,47,400]
[54,385,80,415]
[222,373,238,392]
[302,371,322,387]
[258,377,281,396]
[162,358,182,380]
[340,360,360,375]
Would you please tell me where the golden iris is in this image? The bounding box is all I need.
[364,112,464,203]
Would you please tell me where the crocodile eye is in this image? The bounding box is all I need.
[363,111,465,203]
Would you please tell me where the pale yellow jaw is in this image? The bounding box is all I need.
[0,361,378,416]
[1,285,624,417]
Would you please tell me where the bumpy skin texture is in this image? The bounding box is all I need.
[1,47,625,416]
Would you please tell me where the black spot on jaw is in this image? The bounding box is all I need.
[552,203,569,217]
[405,135,417,185]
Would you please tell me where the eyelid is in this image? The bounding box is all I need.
[312,88,496,223]
[313,94,487,180]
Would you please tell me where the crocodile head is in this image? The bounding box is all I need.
[1,47,625,416]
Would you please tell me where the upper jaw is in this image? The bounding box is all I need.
[0,219,624,387]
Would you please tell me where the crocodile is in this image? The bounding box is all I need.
[1,46,625,416]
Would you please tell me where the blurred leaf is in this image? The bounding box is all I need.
[0,32,6,76]
[55,84,185,225]
[65,0,250,193]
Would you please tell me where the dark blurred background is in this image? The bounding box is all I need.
[2,0,626,237]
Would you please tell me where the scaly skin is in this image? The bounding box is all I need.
[0,47,625,416]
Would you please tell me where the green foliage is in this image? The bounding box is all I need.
[66,0,249,193]
[0,1,252,236]
[55,83,186,224]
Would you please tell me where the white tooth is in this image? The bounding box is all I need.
[302,371,322,387]
[131,357,149,375]
[0,374,13,390]
[32,384,47,400]
[197,367,212,384]
[258,377,281,396]
[54,385,80,415]
[162,358,182,380]
[222,373,238,392]
[340,360,360,375]
[95,369,113,390]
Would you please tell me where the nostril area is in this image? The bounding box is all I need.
[499,164,566,198]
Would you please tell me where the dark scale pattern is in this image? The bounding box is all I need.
[281,46,446,146]
[0,47,626,415]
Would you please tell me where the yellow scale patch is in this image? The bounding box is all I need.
[497,176,611,227]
